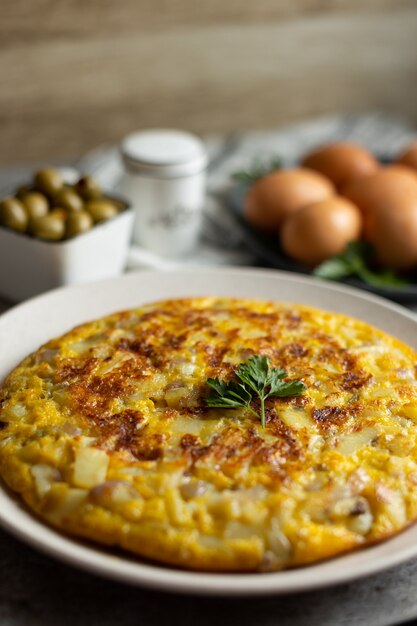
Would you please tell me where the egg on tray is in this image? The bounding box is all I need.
[343,166,417,239]
[302,142,379,189]
[281,197,362,266]
[343,164,417,272]
[244,167,334,231]
[343,165,417,215]
[396,140,417,172]
[365,190,417,270]
[241,138,417,280]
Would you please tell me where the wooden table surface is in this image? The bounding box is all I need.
[2,1,417,165]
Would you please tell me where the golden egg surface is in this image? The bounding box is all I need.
[1,298,417,572]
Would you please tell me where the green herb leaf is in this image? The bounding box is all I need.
[356,266,409,288]
[232,156,283,184]
[266,366,290,394]
[206,378,252,410]
[267,380,307,398]
[236,355,271,394]
[314,256,353,280]
[205,355,306,428]
[314,241,410,288]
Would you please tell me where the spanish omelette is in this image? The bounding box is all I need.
[1,297,417,572]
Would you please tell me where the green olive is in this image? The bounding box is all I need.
[0,198,28,232]
[66,210,93,238]
[53,187,83,213]
[34,168,64,196]
[31,214,66,240]
[49,207,69,222]
[21,192,49,220]
[86,199,118,223]
[76,175,102,200]
[16,185,33,199]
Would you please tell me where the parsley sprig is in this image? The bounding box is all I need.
[205,355,306,428]
[314,241,409,289]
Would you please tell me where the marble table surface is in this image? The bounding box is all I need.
[2,113,417,626]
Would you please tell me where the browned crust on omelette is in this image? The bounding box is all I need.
[0,297,417,572]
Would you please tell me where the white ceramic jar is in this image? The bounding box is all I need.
[118,129,208,258]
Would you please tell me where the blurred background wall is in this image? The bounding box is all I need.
[1,0,417,166]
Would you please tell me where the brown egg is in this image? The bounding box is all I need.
[245,168,334,232]
[343,166,417,235]
[366,195,417,270]
[396,141,417,172]
[302,142,379,189]
[281,197,362,266]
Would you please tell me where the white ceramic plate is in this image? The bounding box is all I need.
[1,268,417,596]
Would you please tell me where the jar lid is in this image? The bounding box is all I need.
[120,129,208,178]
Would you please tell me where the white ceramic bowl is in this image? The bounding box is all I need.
[0,197,134,303]
[1,269,417,595]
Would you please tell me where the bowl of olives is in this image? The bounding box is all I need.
[0,168,134,302]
